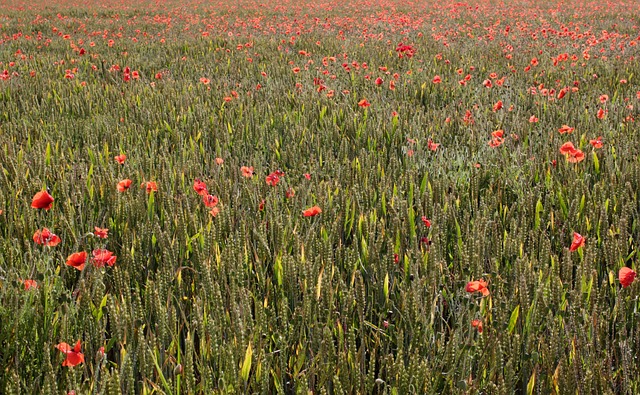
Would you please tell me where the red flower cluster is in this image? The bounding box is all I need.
[266,170,285,186]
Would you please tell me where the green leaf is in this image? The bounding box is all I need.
[527,370,536,395]
[534,199,543,230]
[383,272,389,302]
[592,151,600,174]
[240,342,253,383]
[507,305,520,334]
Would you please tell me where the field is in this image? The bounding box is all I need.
[1,0,640,393]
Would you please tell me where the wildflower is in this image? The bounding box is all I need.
[569,232,585,252]
[142,181,158,194]
[559,142,577,155]
[66,252,87,271]
[589,137,603,149]
[596,108,607,119]
[599,94,609,104]
[286,187,295,198]
[258,199,265,211]
[557,88,568,99]
[23,279,38,290]
[114,154,126,164]
[31,190,54,210]
[203,194,219,208]
[471,319,483,333]
[215,157,224,165]
[91,227,108,240]
[303,206,322,217]
[558,125,574,134]
[559,142,585,163]
[529,115,539,123]
[421,216,431,227]
[33,228,61,246]
[209,206,220,217]
[567,149,585,163]
[492,100,503,111]
[55,340,85,367]
[358,99,371,107]
[432,75,442,84]
[427,139,440,151]
[266,171,284,186]
[375,77,383,86]
[193,179,208,195]
[241,166,254,178]
[488,130,505,147]
[117,179,132,192]
[92,249,116,267]
[465,279,490,296]
[619,267,636,288]
[200,77,210,85]
[303,173,311,180]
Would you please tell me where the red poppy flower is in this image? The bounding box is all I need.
[465,279,490,296]
[303,173,311,180]
[569,232,585,252]
[31,191,54,210]
[567,149,585,163]
[66,251,87,271]
[92,249,116,267]
[117,179,132,192]
[215,157,224,165]
[33,228,61,246]
[303,206,322,217]
[358,99,370,108]
[529,115,539,123]
[114,154,126,164]
[599,94,609,104]
[421,216,431,227]
[241,166,254,178]
[286,187,295,198]
[375,77,383,86]
[209,206,220,217]
[558,125,574,134]
[427,139,440,151]
[23,279,38,290]
[55,340,85,367]
[203,194,219,208]
[488,130,505,147]
[557,88,568,99]
[432,75,442,84]
[94,227,108,239]
[492,100,503,111]
[559,142,577,155]
[589,137,603,149]
[258,199,265,211]
[193,179,208,195]
[619,267,636,288]
[471,319,483,333]
[142,181,158,194]
[266,172,281,186]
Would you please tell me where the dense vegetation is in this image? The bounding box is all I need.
[1,0,640,393]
